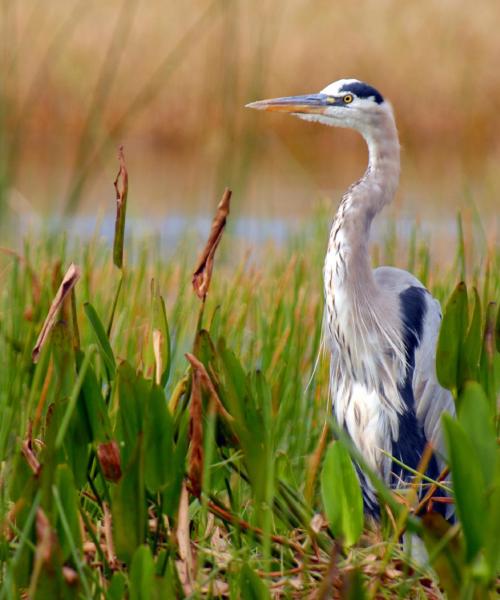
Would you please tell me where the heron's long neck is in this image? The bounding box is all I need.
[326,111,400,294]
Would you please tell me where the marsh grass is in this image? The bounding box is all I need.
[0,179,498,598]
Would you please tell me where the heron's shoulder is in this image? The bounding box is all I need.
[373,266,426,293]
[373,266,442,320]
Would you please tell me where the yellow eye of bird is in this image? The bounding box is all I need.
[343,94,353,104]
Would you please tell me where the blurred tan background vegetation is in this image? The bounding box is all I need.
[1,0,499,222]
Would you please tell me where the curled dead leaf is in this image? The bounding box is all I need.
[192,188,231,299]
[32,263,81,363]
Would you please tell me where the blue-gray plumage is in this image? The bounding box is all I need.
[247,78,455,520]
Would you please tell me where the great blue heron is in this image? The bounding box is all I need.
[247,78,455,517]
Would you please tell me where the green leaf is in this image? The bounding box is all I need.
[107,572,127,600]
[54,465,82,560]
[115,361,148,467]
[144,385,173,492]
[479,302,498,414]
[344,568,367,599]
[162,410,189,518]
[217,338,248,424]
[111,436,146,564]
[129,545,154,600]
[495,303,500,353]
[84,302,116,377]
[457,381,496,485]
[443,414,485,562]
[461,287,482,384]
[239,563,270,600]
[76,349,112,443]
[484,460,500,578]
[321,441,363,547]
[436,281,468,396]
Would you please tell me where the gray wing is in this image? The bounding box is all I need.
[373,266,455,460]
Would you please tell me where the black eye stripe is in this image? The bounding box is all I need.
[338,81,384,104]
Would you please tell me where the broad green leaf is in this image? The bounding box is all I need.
[129,545,154,600]
[76,350,112,443]
[217,338,247,424]
[479,302,498,413]
[217,339,270,504]
[443,415,485,562]
[329,421,409,528]
[344,568,367,599]
[111,436,146,564]
[457,381,496,485]
[436,282,468,395]
[65,356,93,486]
[115,361,148,467]
[107,572,127,600]
[484,460,500,578]
[321,441,363,547]
[54,465,82,560]
[162,410,189,518]
[144,385,173,492]
[239,563,270,600]
[84,302,116,376]
[461,287,482,385]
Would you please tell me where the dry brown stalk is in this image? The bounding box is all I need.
[176,484,195,595]
[188,368,203,499]
[206,498,306,556]
[102,502,118,569]
[192,188,231,299]
[32,263,81,363]
[415,466,451,516]
[309,541,342,600]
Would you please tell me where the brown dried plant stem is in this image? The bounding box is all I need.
[187,188,232,498]
[206,497,306,556]
[192,188,231,300]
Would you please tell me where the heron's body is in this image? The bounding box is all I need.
[247,78,455,515]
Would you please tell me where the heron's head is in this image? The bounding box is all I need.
[246,78,390,135]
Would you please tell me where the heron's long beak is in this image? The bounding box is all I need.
[245,94,328,114]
